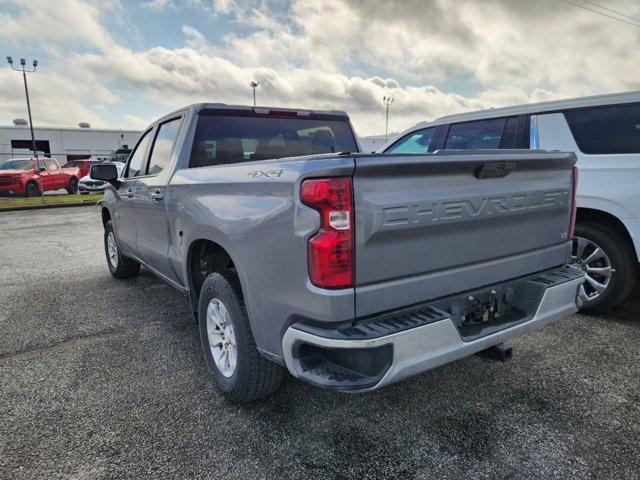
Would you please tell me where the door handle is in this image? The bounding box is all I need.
[125,188,134,198]
[151,190,164,201]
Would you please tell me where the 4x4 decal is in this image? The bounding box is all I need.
[246,169,285,178]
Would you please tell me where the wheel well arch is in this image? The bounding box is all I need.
[576,207,637,262]
[186,239,236,320]
[101,207,111,227]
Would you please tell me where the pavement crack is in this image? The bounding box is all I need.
[0,321,162,363]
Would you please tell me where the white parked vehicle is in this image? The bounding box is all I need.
[78,162,125,194]
[382,91,640,312]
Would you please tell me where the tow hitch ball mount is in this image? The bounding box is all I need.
[476,343,513,363]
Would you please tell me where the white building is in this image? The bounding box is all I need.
[0,120,142,164]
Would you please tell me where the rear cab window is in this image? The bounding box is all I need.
[188,111,358,168]
[564,104,640,154]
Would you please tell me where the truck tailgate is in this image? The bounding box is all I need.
[352,150,576,317]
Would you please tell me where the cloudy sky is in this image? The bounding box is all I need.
[1,0,639,136]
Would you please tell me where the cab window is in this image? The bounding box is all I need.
[386,128,435,154]
[445,118,507,149]
[147,117,183,175]
[189,114,357,168]
[125,129,153,178]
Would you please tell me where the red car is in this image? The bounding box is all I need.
[0,157,80,197]
[64,158,101,179]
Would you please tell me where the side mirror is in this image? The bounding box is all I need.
[39,167,46,172]
[91,164,119,185]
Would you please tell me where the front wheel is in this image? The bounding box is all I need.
[25,181,39,197]
[572,223,637,312]
[198,271,283,403]
[104,220,140,279]
[66,177,78,194]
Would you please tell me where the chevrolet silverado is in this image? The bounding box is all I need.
[91,103,584,402]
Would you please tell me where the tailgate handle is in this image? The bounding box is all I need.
[475,162,517,179]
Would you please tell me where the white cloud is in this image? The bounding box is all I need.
[0,0,116,50]
[143,0,172,8]
[121,113,154,129]
[0,68,117,128]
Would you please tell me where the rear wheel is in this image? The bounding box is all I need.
[66,177,78,194]
[572,223,637,312]
[25,181,39,197]
[104,220,140,278]
[198,270,283,402]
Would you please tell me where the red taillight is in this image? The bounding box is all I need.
[569,165,579,238]
[301,177,354,289]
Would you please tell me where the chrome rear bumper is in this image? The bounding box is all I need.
[282,270,584,392]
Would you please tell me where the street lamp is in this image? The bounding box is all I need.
[383,96,394,142]
[7,56,43,203]
[249,80,259,107]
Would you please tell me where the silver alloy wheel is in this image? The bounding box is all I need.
[572,236,613,303]
[107,231,118,269]
[206,298,237,378]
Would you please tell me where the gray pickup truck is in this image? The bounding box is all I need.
[91,103,584,402]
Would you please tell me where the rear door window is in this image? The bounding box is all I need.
[386,128,435,154]
[189,113,358,168]
[564,104,640,154]
[445,118,507,149]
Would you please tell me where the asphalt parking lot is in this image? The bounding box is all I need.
[1,207,639,479]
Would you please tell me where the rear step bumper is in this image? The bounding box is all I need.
[282,267,585,392]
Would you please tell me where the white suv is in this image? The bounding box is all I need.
[382,91,640,312]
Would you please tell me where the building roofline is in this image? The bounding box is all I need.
[0,125,143,133]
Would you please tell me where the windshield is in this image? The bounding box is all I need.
[0,159,33,171]
[189,113,358,168]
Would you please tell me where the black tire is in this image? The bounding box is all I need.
[104,220,140,279]
[198,270,283,403]
[575,222,637,313]
[66,177,78,194]
[25,181,39,197]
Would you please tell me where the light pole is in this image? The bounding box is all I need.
[249,80,259,107]
[383,96,394,142]
[7,56,43,203]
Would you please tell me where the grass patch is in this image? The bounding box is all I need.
[0,193,103,210]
